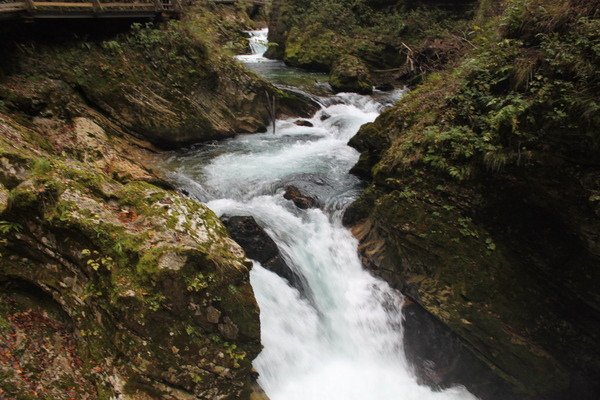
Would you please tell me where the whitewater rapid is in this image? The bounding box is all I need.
[168,29,478,400]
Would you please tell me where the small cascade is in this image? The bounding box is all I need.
[235,28,272,63]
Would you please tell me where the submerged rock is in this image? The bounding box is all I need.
[283,185,318,209]
[221,215,304,291]
[294,119,314,127]
[320,112,331,121]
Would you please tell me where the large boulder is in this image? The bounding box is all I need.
[0,113,261,399]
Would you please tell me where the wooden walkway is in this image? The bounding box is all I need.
[0,0,183,20]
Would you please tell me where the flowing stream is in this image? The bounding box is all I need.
[167,29,477,400]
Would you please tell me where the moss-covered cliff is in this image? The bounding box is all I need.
[0,2,312,149]
[345,0,600,398]
[0,3,286,399]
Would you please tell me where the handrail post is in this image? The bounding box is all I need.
[92,0,103,13]
[173,0,182,12]
[24,0,34,12]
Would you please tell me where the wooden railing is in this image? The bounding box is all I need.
[0,0,183,19]
[211,0,266,5]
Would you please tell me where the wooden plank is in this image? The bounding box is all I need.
[96,2,157,8]
[152,0,163,11]
[0,0,181,18]
[0,3,28,12]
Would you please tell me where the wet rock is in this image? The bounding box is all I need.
[284,185,317,209]
[221,215,304,290]
[278,87,321,118]
[320,112,331,121]
[294,119,314,127]
[250,384,270,400]
[375,82,395,92]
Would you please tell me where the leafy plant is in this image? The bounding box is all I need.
[0,220,22,235]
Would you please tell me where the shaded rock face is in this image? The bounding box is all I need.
[348,177,600,400]
[283,185,318,209]
[402,300,523,400]
[222,215,305,291]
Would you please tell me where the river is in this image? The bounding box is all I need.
[166,29,477,400]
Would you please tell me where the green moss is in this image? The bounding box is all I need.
[136,247,165,277]
[186,272,215,293]
[8,183,39,211]
[117,181,167,214]
[31,157,52,176]
[0,314,11,333]
[220,283,259,340]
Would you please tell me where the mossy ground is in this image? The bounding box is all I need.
[0,104,261,398]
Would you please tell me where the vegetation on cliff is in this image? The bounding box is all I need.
[0,1,312,149]
[0,2,282,399]
[267,0,478,90]
[346,0,600,398]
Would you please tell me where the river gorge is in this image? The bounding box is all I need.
[165,30,477,400]
[0,1,598,399]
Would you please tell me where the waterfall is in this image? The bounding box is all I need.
[167,30,478,400]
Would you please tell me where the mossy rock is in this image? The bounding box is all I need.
[283,25,344,71]
[0,108,261,399]
[329,55,373,94]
